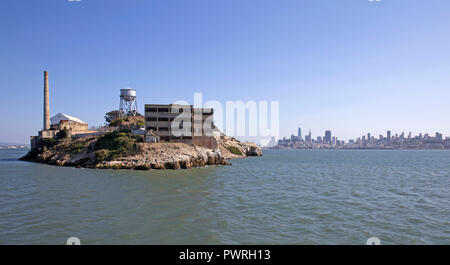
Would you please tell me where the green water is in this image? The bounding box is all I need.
[0,148,449,244]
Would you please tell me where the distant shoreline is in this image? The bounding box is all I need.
[0,145,30,150]
[269,147,450,151]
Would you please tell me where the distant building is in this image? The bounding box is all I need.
[387,130,391,143]
[304,135,310,142]
[324,130,332,144]
[297,127,302,140]
[291,134,295,141]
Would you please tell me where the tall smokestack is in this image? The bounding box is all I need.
[43,71,50,130]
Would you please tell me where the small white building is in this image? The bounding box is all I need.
[145,130,160,143]
[50,113,90,135]
[51,113,87,126]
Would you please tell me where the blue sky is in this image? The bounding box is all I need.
[1,0,450,143]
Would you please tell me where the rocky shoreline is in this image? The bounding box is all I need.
[20,134,262,170]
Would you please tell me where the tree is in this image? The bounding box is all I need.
[104,110,120,125]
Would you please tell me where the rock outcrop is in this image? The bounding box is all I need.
[218,136,263,159]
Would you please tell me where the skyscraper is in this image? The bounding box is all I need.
[387,130,391,143]
[325,130,332,144]
[298,127,302,139]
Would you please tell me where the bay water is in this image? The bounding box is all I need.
[0,148,448,244]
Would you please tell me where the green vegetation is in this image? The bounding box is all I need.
[109,118,122,127]
[71,143,86,153]
[43,138,59,149]
[108,117,131,126]
[136,120,144,127]
[104,110,120,125]
[95,149,110,162]
[94,131,140,161]
[227,146,243,156]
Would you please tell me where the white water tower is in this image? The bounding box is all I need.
[119,88,138,118]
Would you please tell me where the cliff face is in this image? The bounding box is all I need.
[96,143,229,170]
[20,133,262,170]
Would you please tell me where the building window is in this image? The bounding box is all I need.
[146,117,157,122]
[158,117,169,121]
[158,108,169,112]
[159,127,169,131]
[146,108,157,112]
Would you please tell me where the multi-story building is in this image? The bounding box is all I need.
[144,104,217,147]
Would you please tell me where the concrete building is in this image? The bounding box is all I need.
[144,104,218,148]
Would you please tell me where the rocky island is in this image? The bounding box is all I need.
[22,71,262,170]
[21,115,262,170]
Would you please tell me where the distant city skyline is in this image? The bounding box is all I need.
[283,127,449,142]
[1,1,450,143]
[278,128,449,149]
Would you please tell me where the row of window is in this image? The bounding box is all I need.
[146,117,211,122]
[146,127,208,134]
[145,108,183,113]
[146,127,169,131]
[146,117,172,122]
[145,107,212,114]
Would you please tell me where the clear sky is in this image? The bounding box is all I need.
[1,0,450,143]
